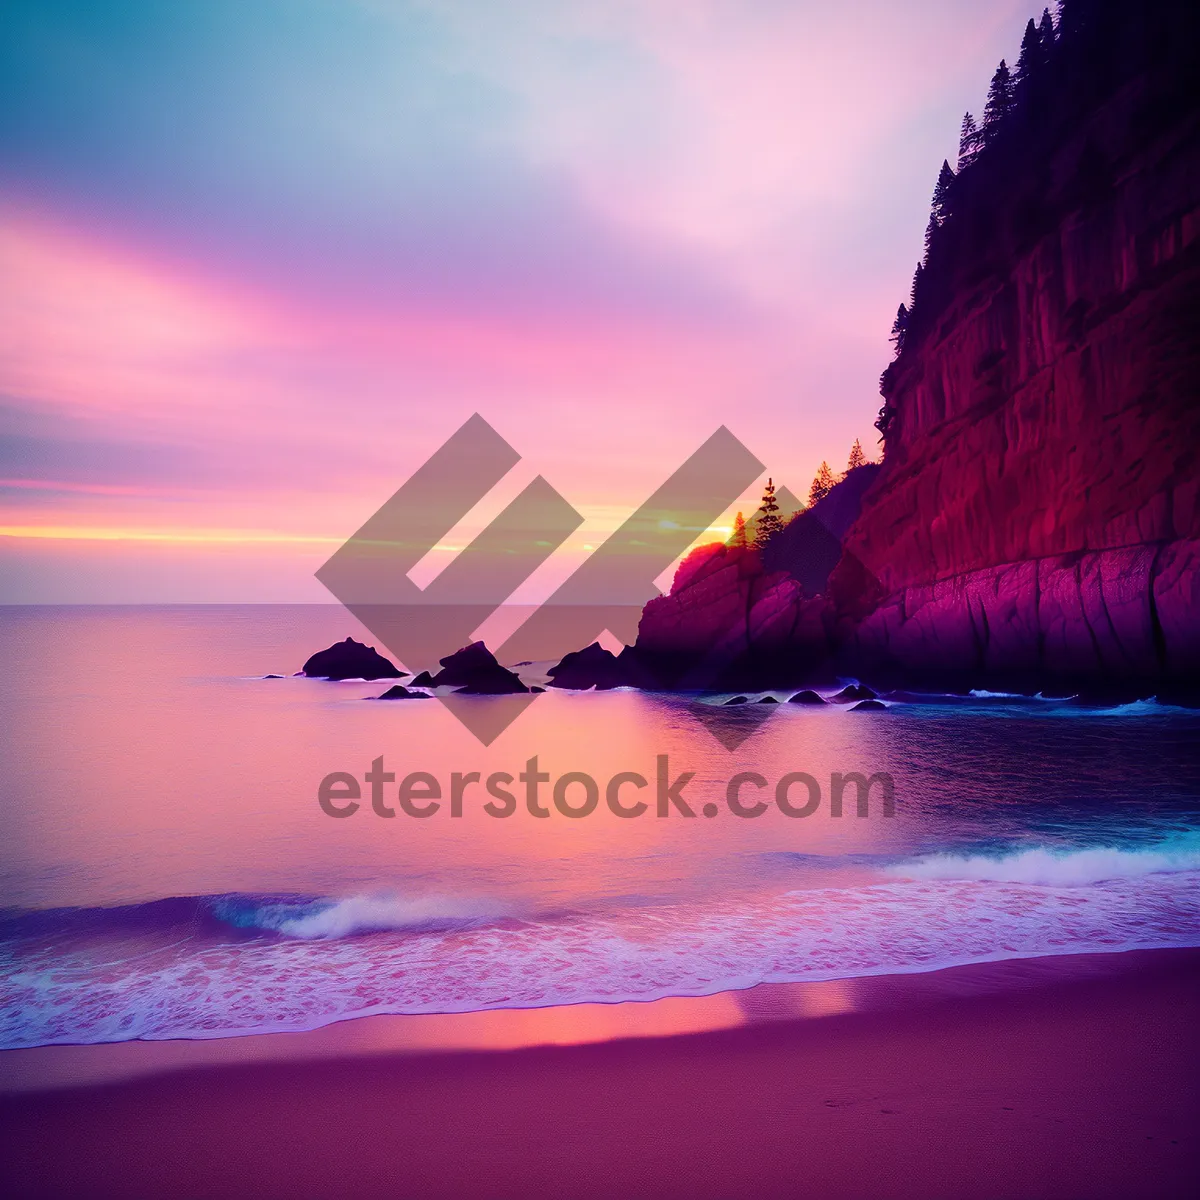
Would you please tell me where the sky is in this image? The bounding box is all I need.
[1,0,1032,602]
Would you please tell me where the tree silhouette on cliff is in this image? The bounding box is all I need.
[932,160,956,224]
[909,262,925,309]
[983,60,1015,140]
[729,511,748,549]
[876,0,1200,446]
[1015,20,1042,91]
[958,113,982,169]
[808,463,836,507]
[754,479,785,545]
[847,439,867,473]
[1038,7,1056,56]
[924,160,957,266]
[889,303,909,353]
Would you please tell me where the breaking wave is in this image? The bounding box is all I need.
[3,854,1199,1050]
[889,840,1200,886]
[207,892,510,939]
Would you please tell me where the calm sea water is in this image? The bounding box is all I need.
[2,605,1199,1049]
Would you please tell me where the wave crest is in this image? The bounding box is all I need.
[889,842,1200,885]
[273,894,509,939]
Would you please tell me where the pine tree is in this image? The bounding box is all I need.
[958,112,981,170]
[755,478,784,545]
[729,511,748,549]
[1055,0,1085,41]
[847,439,867,472]
[982,60,1014,140]
[1038,7,1055,60]
[1015,18,1042,93]
[808,462,836,508]
[889,303,908,354]
[931,160,956,225]
[922,211,939,264]
[910,262,924,311]
[925,160,956,263]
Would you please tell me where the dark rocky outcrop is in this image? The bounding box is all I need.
[302,637,404,680]
[455,679,529,695]
[850,700,889,712]
[426,642,529,695]
[546,642,626,690]
[831,685,877,702]
[375,684,431,700]
[629,466,879,688]
[788,690,827,705]
[543,642,665,690]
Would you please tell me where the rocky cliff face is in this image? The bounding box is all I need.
[631,467,878,687]
[840,72,1200,687]
[633,541,820,687]
[633,6,1200,692]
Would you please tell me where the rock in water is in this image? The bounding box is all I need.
[375,685,431,700]
[758,695,780,704]
[788,689,828,705]
[850,699,888,711]
[831,684,877,702]
[724,695,749,705]
[546,642,627,690]
[429,642,529,694]
[302,637,403,680]
[455,678,529,695]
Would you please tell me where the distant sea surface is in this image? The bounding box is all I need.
[2,605,1199,1050]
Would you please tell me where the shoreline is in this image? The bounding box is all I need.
[3,948,1197,1197]
[0,945,1193,1093]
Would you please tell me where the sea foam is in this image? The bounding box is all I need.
[4,865,1199,1050]
[274,894,510,939]
[889,841,1200,885]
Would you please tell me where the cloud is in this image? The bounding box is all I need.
[0,0,1035,599]
[0,0,756,336]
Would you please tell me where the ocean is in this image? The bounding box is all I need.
[2,605,1199,1050]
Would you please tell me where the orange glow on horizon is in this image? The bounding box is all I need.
[0,525,344,545]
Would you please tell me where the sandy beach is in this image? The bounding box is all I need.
[2,949,1197,1198]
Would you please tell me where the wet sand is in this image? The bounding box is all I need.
[2,949,1197,1198]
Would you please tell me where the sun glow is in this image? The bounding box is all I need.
[0,526,342,545]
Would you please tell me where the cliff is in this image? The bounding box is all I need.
[631,467,878,688]
[631,1,1200,693]
[840,5,1200,688]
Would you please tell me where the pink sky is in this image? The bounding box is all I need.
[1,0,1030,601]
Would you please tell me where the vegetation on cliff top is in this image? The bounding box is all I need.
[876,0,1200,444]
[723,441,875,560]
